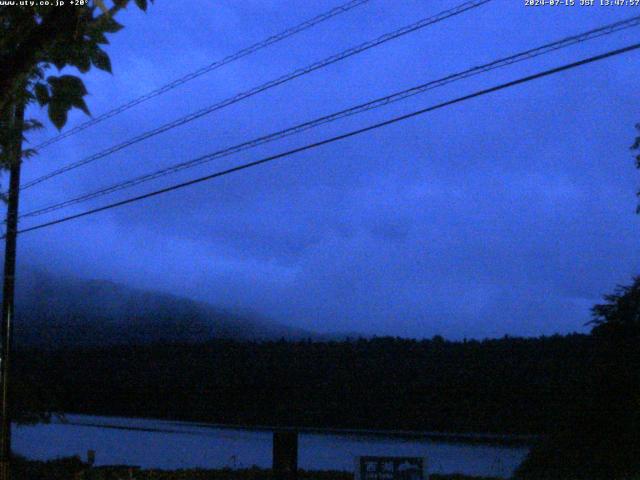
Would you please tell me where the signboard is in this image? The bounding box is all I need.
[355,456,428,480]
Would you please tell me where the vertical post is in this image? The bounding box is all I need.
[0,98,25,480]
[273,430,298,480]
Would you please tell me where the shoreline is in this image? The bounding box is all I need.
[56,412,538,447]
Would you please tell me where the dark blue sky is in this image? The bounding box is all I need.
[13,0,640,339]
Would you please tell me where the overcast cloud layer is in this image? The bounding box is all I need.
[9,0,640,339]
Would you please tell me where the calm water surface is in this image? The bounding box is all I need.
[13,415,529,478]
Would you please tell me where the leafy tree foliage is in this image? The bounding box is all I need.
[0,0,153,170]
[590,276,640,336]
[517,122,640,478]
[0,0,153,424]
[516,277,640,479]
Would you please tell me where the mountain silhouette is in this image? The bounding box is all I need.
[12,269,314,348]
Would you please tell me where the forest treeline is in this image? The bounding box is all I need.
[14,333,597,435]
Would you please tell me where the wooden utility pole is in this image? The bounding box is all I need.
[273,430,298,480]
[0,96,25,480]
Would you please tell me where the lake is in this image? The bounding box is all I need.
[13,415,530,478]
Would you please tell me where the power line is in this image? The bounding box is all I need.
[13,42,640,237]
[20,0,492,191]
[32,0,372,151]
[19,14,640,220]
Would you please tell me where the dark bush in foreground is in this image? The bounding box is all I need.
[515,278,640,480]
[12,455,86,480]
[8,459,499,480]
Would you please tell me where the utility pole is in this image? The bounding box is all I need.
[273,430,298,480]
[0,96,25,480]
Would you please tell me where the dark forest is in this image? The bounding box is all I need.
[15,334,596,435]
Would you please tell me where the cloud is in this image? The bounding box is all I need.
[12,0,640,339]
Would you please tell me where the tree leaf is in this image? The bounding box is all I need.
[46,75,90,128]
[93,0,109,15]
[134,0,148,11]
[91,30,110,45]
[101,17,124,33]
[22,148,38,159]
[23,119,44,131]
[90,48,112,73]
[34,83,50,106]
[51,56,66,70]
[72,97,91,116]
[49,75,88,98]
[74,53,92,73]
[48,100,68,131]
